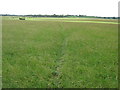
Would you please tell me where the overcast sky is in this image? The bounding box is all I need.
[0,0,119,17]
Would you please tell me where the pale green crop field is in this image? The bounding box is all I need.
[26,17,119,24]
[2,17,118,88]
[6,16,119,24]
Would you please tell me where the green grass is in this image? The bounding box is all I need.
[0,16,2,89]
[2,17,118,88]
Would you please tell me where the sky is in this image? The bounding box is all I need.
[0,0,119,17]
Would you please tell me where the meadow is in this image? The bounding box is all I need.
[0,16,2,89]
[2,17,118,88]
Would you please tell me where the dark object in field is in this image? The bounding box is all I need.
[52,71,59,77]
[19,17,25,20]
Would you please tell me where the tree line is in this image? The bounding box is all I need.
[0,14,119,19]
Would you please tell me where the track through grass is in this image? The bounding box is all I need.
[2,18,118,88]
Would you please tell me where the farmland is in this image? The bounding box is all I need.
[2,17,118,88]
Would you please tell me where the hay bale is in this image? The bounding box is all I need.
[19,17,25,20]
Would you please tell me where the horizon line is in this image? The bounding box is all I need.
[0,14,119,17]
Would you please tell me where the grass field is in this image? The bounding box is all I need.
[0,16,2,89]
[2,17,118,88]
